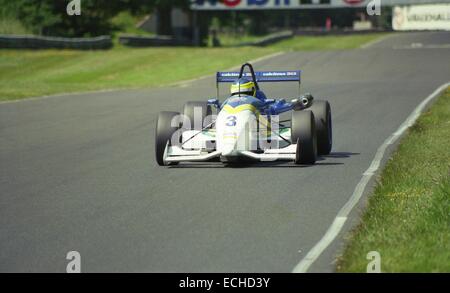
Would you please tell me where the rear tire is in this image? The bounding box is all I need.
[309,100,332,155]
[292,111,317,165]
[183,101,212,130]
[155,111,181,166]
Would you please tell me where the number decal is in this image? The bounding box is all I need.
[226,115,237,126]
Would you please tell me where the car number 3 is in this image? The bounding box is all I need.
[226,116,237,126]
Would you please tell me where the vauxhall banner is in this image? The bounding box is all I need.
[392,4,450,31]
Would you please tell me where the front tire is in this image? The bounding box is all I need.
[155,111,181,166]
[309,100,332,155]
[292,111,317,165]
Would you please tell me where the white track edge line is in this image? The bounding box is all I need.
[292,81,450,273]
[360,33,396,49]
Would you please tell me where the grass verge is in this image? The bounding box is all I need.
[0,47,275,101]
[337,87,450,272]
[0,33,388,101]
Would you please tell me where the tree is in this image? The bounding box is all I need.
[0,0,195,37]
[0,0,60,35]
[0,0,128,37]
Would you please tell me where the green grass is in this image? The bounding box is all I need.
[0,33,388,101]
[273,33,387,51]
[337,88,450,272]
[111,11,153,37]
[208,32,267,47]
[0,47,276,101]
[110,11,154,48]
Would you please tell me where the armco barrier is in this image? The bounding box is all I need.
[0,35,113,49]
[234,31,294,47]
[293,28,392,36]
[119,35,192,47]
[118,31,293,48]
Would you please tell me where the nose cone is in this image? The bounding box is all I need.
[221,144,236,156]
[216,108,257,157]
[219,130,238,156]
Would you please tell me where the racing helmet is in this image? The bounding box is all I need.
[230,78,256,97]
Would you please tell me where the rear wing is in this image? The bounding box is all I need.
[216,70,301,83]
[215,70,301,98]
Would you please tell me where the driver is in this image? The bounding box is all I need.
[230,77,267,102]
[230,78,256,97]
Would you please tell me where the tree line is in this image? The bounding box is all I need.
[0,0,188,37]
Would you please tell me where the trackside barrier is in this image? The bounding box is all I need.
[118,35,193,47]
[234,30,294,47]
[0,35,113,50]
[294,28,392,36]
[119,31,293,48]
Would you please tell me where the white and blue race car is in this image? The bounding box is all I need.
[155,63,332,166]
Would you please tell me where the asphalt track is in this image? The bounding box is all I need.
[1,32,449,272]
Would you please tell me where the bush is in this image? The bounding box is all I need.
[0,16,31,35]
[0,0,124,37]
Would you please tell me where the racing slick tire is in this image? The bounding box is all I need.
[292,111,317,165]
[155,111,181,166]
[183,101,212,130]
[309,100,332,155]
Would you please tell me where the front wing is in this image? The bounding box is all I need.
[163,129,297,164]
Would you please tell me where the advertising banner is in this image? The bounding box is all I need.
[191,0,450,10]
[392,4,450,31]
[191,0,370,10]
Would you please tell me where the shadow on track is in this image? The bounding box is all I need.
[321,152,360,158]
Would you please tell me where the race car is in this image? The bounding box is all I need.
[155,63,332,166]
